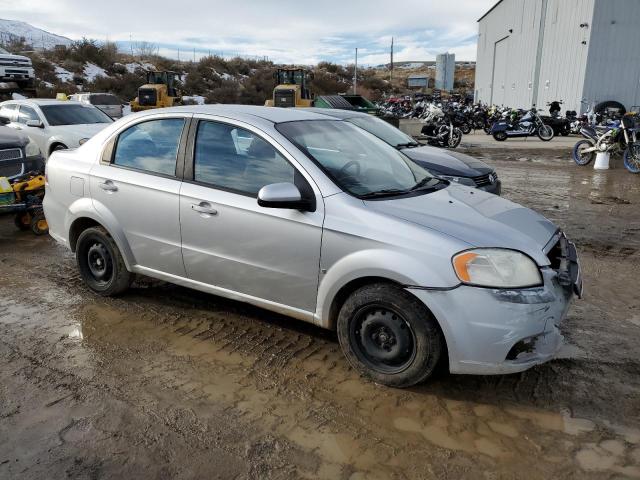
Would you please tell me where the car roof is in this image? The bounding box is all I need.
[297,107,370,120]
[1,99,74,106]
[140,104,335,124]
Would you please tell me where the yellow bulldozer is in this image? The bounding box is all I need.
[265,68,313,108]
[130,70,182,112]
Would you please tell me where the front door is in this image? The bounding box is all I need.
[90,116,189,276]
[179,118,324,313]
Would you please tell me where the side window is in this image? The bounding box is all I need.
[17,105,40,124]
[193,121,295,196]
[113,118,184,176]
[0,103,17,121]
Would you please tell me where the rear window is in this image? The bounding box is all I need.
[40,104,113,126]
[89,94,120,106]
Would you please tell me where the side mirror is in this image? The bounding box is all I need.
[26,120,44,128]
[0,116,9,125]
[257,182,311,210]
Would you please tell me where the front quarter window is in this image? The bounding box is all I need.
[276,120,439,198]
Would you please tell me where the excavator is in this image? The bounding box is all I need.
[130,70,182,112]
[265,68,313,108]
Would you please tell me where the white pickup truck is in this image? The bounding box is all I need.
[0,47,35,95]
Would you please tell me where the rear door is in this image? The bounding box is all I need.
[179,116,324,313]
[90,114,190,276]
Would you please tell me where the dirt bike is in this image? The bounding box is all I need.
[572,112,640,172]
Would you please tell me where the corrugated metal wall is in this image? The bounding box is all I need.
[582,0,640,111]
[535,0,594,113]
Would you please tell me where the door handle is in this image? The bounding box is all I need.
[191,202,218,216]
[99,180,118,192]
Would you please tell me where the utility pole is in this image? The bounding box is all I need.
[193,47,196,62]
[129,34,133,57]
[390,37,394,83]
[353,48,358,95]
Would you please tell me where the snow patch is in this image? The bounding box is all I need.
[83,63,107,81]
[124,62,155,73]
[54,65,73,82]
[182,95,206,105]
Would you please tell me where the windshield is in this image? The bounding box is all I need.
[346,115,417,148]
[40,104,113,126]
[89,94,121,106]
[276,120,441,198]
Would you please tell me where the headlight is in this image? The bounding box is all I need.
[452,248,542,288]
[79,138,89,145]
[439,175,476,187]
[25,138,41,157]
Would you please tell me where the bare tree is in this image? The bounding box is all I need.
[135,41,158,59]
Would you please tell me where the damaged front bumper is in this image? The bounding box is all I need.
[408,235,581,375]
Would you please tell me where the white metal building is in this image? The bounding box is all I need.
[435,53,455,91]
[474,0,640,113]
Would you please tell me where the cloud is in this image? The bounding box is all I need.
[2,0,495,63]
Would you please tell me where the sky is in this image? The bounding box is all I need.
[1,0,497,65]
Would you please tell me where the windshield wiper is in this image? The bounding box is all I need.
[409,177,445,192]
[394,142,421,149]
[359,188,411,199]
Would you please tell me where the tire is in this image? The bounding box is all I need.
[623,144,640,173]
[76,226,132,296]
[14,212,31,231]
[537,125,554,141]
[493,131,507,141]
[460,123,471,135]
[50,144,67,156]
[447,128,462,149]
[336,283,444,388]
[572,139,596,166]
[594,100,626,117]
[30,212,48,235]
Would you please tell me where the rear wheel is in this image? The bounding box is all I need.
[460,123,471,135]
[14,212,31,231]
[447,128,462,148]
[493,131,507,141]
[573,140,596,166]
[623,144,640,173]
[537,124,554,141]
[337,283,444,388]
[76,226,131,296]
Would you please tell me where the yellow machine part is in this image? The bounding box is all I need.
[13,175,45,193]
[265,84,313,108]
[130,85,180,112]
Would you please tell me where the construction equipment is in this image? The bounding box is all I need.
[130,70,182,112]
[265,68,313,108]
[0,171,47,235]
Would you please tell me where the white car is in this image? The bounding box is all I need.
[0,99,113,158]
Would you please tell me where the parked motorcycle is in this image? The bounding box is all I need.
[573,112,640,172]
[490,107,555,141]
[541,101,571,136]
[421,111,463,149]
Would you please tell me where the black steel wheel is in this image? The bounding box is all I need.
[76,226,131,296]
[337,283,444,388]
[349,305,416,374]
[493,131,508,141]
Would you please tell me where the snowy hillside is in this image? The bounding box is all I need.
[0,18,72,49]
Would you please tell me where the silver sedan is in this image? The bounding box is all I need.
[43,105,581,387]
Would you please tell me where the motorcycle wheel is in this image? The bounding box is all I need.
[493,131,507,142]
[537,125,555,141]
[483,125,491,135]
[447,129,462,148]
[572,140,595,166]
[460,124,471,135]
[623,144,640,173]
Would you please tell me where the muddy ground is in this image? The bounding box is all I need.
[1,147,639,479]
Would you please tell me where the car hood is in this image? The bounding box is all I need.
[402,145,492,177]
[0,126,28,148]
[364,185,557,266]
[49,123,110,139]
[0,53,32,64]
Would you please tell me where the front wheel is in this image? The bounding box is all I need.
[572,139,596,166]
[623,144,640,173]
[447,128,462,148]
[460,123,471,135]
[76,226,132,296]
[537,125,554,141]
[493,131,507,141]
[337,283,444,388]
